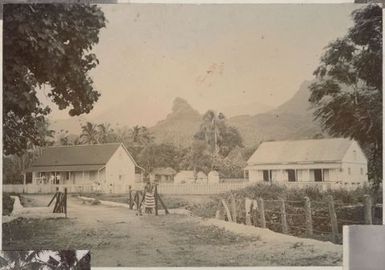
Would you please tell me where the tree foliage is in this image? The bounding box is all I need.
[4,4,106,155]
[0,250,90,270]
[137,143,184,173]
[194,110,243,157]
[309,4,382,186]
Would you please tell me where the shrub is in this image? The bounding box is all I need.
[3,193,15,216]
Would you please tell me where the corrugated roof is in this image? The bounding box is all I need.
[30,143,122,168]
[25,164,105,173]
[247,138,353,165]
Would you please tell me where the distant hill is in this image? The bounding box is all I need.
[49,81,324,147]
[150,81,323,147]
[227,80,323,146]
[216,101,273,118]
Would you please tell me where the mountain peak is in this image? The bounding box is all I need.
[170,97,200,118]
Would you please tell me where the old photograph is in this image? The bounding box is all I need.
[2,2,383,267]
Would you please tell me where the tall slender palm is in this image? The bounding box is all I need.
[80,122,99,144]
[197,111,225,154]
[97,123,115,143]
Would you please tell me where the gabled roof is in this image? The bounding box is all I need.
[151,167,177,176]
[26,143,132,172]
[247,138,354,165]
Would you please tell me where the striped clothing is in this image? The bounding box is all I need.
[143,192,155,209]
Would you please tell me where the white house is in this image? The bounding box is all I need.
[245,138,368,190]
[24,143,144,193]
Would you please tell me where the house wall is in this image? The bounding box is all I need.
[340,141,369,184]
[105,145,136,193]
[247,163,343,184]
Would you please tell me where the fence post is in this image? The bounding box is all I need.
[221,199,233,222]
[258,197,266,228]
[64,188,67,218]
[304,196,313,236]
[128,186,133,209]
[280,198,288,234]
[327,195,339,243]
[364,194,373,225]
[215,200,225,220]
[154,184,158,216]
[245,198,252,225]
[230,193,237,223]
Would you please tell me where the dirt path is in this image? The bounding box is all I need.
[2,195,342,267]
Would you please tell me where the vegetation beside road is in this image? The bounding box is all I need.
[2,193,15,216]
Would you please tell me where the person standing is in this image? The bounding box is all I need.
[143,181,156,214]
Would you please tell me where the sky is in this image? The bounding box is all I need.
[41,3,362,126]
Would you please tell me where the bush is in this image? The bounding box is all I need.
[3,193,15,216]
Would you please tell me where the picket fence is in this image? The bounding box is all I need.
[3,182,253,195]
[3,180,364,195]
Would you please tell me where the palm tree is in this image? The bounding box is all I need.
[80,122,99,144]
[196,110,225,154]
[97,123,115,143]
[129,125,153,146]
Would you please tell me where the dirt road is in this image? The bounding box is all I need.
[2,195,342,267]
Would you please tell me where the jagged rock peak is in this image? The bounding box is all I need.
[171,97,200,115]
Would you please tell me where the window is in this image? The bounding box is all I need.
[353,150,357,160]
[360,168,364,175]
[314,169,322,182]
[65,172,70,180]
[287,169,296,182]
[348,168,351,175]
[263,170,270,182]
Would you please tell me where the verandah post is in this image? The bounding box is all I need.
[304,196,313,236]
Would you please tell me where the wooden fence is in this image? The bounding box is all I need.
[216,193,382,244]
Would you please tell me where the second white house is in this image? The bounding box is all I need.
[245,138,368,190]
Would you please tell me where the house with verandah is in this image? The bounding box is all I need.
[24,143,144,193]
[244,138,368,190]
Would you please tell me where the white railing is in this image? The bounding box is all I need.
[3,180,366,195]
